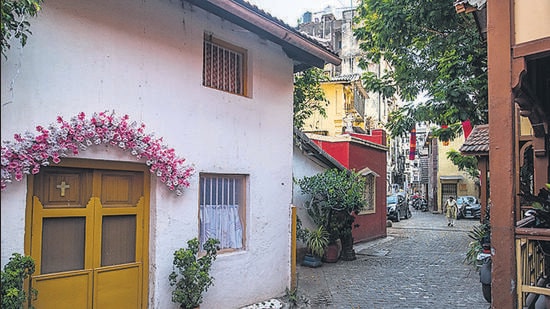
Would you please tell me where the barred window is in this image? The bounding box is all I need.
[199,174,246,252]
[203,36,246,96]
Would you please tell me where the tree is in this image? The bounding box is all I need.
[1,0,43,58]
[293,67,329,130]
[446,149,479,179]
[354,0,487,139]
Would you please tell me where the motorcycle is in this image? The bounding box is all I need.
[477,236,492,303]
[412,197,428,211]
[411,197,428,211]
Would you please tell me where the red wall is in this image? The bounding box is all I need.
[350,129,387,146]
[311,136,388,243]
[348,142,387,243]
[312,140,350,167]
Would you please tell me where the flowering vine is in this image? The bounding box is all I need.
[1,111,195,195]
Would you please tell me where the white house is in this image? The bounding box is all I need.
[291,128,346,263]
[0,0,340,308]
[292,128,346,227]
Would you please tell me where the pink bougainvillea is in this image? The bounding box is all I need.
[1,111,194,195]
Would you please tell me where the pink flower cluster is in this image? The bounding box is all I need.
[1,111,194,195]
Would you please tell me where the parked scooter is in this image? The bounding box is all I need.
[477,236,492,303]
[418,198,429,212]
[410,196,420,210]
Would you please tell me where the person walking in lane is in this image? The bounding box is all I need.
[445,196,458,227]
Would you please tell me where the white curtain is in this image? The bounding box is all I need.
[200,204,243,249]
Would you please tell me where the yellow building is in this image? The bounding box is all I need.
[302,74,368,136]
[436,134,479,212]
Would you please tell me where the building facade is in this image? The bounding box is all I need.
[0,1,340,308]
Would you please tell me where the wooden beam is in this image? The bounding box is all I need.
[487,0,517,307]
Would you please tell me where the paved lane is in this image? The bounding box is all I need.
[296,209,490,309]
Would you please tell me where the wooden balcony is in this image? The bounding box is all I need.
[516,217,550,307]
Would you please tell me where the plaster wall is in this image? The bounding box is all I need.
[348,143,387,242]
[1,0,294,308]
[514,0,550,44]
[302,83,345,136]
[437,135,478,207]
[520,115,535,136]
[291,146,331,243]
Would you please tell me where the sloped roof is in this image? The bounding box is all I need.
[187,0,341,72]
[294,128,346,171]
[358,166,380,177]
[459,124,489,155]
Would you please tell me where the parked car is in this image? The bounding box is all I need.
[396,191,409,208]
[387,194,411,222]
[457,196,481,219]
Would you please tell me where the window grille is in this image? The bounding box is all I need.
[199,174,245,251]
[203,38,244,95]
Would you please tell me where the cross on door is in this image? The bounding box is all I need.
[56,181,70,197]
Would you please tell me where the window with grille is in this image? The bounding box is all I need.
[199,174,246,251]
[203,36,246,96]
[359,173,376,214]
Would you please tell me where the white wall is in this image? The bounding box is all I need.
[1,0,295,308]
[292,146,331,232]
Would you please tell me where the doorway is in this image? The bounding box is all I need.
[441,183,458,210]
[27,159,149,309]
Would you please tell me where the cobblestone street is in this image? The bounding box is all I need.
[296,209,491,309]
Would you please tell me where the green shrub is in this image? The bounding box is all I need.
[168,238,219,309]
[1,253,37,309]
[305,225,329,257]
[296,168,366,244]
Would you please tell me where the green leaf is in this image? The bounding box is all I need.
[293,68,329,129]
[169,238,219,308]
[355,0,488,137]
[1,0,43,58]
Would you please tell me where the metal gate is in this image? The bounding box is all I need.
[441,183,457,211]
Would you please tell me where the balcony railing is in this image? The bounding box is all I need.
[516,216,550,307]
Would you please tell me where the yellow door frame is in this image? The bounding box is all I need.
[25,158,150,308]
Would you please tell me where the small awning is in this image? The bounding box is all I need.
[358,167,380,177]
[440,175,463,181]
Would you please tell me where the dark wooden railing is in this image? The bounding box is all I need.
[516,216,550,307]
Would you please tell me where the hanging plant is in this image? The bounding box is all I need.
[1,110,194,195]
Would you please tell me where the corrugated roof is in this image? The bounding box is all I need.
[459,124,489,155]
[326,73,362,83]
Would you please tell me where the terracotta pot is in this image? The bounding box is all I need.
[323,243,340,263]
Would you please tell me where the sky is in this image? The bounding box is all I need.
[246,0,354,26]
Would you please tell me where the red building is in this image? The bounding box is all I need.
[308,129,388,243]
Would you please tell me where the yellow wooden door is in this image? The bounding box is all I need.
[28,163,148,309]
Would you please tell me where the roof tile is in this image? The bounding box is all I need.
[459,124,489,155]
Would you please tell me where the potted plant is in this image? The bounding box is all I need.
[301,225,329,268]
[1,253,37,309]
[169,238,219,309]
[322,219,341,263]
[296,168,367,261]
